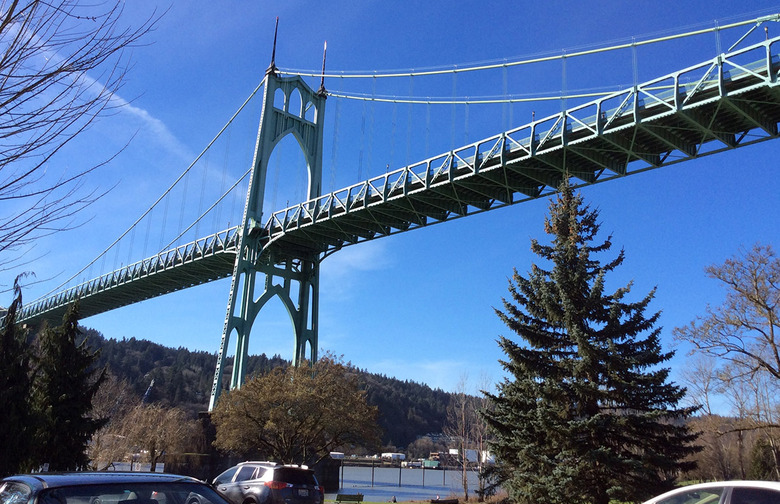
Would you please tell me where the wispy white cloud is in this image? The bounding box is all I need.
[14,12,195,165]
[111,96,195,163]
[320,239,394,297]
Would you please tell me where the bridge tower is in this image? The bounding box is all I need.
[208,50,327,411]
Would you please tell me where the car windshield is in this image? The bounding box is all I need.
[213,469,238,486]
[0,482,32,504]
[35,482,226,504]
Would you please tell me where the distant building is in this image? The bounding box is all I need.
[381,452,406,461]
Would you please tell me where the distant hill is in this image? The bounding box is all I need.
[81,327,451,449]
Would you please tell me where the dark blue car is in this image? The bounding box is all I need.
[0,472,228,504]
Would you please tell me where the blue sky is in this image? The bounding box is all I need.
[5,1,780,400]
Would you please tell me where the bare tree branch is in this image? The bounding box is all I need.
[0,0,158,269]
[675,243,780,477]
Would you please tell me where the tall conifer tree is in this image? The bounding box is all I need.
[482,181,698,504]
[34,301,107,470]
[0,280,35,477]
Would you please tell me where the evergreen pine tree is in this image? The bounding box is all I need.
[482,181,699,504]
[0,279,36,477]
[34,301,108,470]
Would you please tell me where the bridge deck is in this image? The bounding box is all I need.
[264,37,780,254]
[18,36,780,325]
[19,228,239,325]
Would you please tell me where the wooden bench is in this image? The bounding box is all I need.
[430,499,458,504]
[335,494,364,503]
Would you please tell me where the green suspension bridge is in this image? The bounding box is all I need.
[12,15,780,410]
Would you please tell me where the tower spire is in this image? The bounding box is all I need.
[267,17,279,75]
[318,40,327,97]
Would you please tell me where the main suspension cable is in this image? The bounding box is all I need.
[279,14,779,79]
[326,88,620,105]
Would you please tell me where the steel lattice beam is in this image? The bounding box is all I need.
[18,36,780,328]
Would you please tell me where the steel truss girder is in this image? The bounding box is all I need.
[17,35,780,376]
[18,227,241,326]
[262,36,780,255]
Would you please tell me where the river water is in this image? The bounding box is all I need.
[325,465,481,502]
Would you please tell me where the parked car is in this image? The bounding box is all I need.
[212,462,323,504]
[0,472,228,504]
[642,480,780,504]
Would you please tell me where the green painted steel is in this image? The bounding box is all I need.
[14,36,780,408]
[208,66,327,411]
[261,37,780,254]
[17,227,240,326]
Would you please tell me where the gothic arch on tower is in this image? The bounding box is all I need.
[209,67,326,411]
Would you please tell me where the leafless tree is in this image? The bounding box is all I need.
[473,374,494,502]
[444,374,483,501]
[87,373,140,470]
[0,0,157,273]
[675,243,780,478]
[121,403,200,472]
[675,243,780,382]
[680,354,720,415]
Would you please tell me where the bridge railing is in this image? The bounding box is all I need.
[11,36,780,323]
[19,226,241,322]
[263,36,779,247]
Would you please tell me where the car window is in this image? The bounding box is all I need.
[730,487,780,504]
[272,469,315,486]
[37,482,226,504]
[235,467,256,482]
[0,482,32,504]
[656,488,723,504]
[213,468,238,485]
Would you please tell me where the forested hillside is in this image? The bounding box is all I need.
[82,328,450,449]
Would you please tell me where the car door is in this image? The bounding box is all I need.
[216,466,258,504]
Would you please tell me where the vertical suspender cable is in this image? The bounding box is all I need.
[464,102,469,146]
[298,104,308,203]
[271,132,282,214]
[390,100,397,170]
[406,75,414,167]
[509,88,514,130]
[143,210,151,259]
[358,97,366,182]
[502,63,509,131]
[159,188,170,252]
[715,21,722,55]
[113,229,121,270]
[196,151,209,239]
[178,168,190,242]
[329,76,343,192]
[450,69,457,150]
[367,74,376,178]
[561,49,567,112]
[425,101,431,158]
[127,226,135,268]
[561,50,567,177]
[214,128,231,233]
